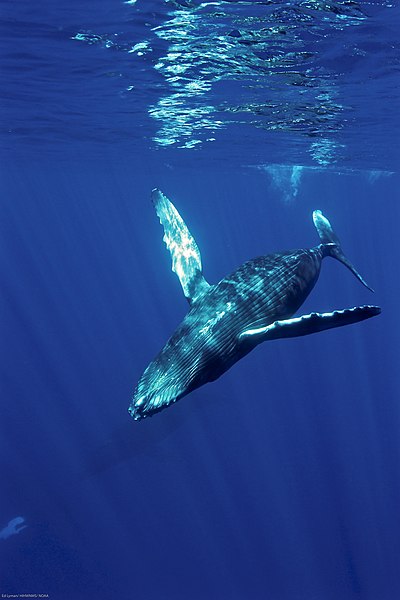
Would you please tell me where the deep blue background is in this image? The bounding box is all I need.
[1,0,400,598]
[1,159,399,600]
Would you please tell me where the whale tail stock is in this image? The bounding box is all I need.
[312,210,374,292]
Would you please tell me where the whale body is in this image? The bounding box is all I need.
[129,190,380,420]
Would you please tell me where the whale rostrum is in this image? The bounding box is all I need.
[129,190,381,420]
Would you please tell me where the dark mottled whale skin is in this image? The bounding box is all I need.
[129,191,380,420]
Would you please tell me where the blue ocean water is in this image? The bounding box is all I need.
[1,1,399,599]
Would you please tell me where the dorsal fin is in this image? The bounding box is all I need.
[152,189,210,304]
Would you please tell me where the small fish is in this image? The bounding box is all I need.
[0,516,27,540]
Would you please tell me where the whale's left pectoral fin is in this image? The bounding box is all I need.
[239,305,381,343]
[152,189,211,304]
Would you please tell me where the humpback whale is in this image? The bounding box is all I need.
[129,190,380,420]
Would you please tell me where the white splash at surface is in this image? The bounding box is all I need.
[262,164,305,203]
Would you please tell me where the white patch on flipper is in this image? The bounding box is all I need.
[152,189,209,301]
[240,305,380,342]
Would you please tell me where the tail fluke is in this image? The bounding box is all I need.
[312,210,374,292]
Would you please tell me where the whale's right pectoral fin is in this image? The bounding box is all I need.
[239,305,381,343]
[152,189,211,304]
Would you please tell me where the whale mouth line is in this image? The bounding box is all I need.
[129,394,179,421]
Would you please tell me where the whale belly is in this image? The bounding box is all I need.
[130,247,322,420]
[217,247,323,329]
